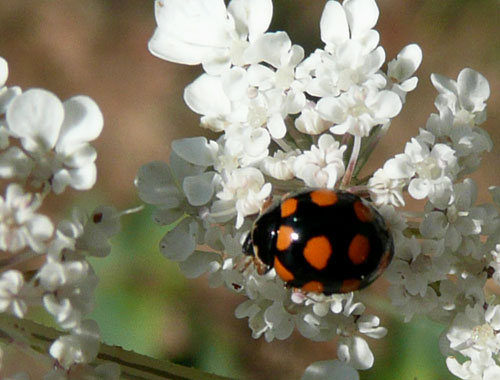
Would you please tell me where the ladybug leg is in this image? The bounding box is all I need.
[235,255,270,276]
[254,257,269,275]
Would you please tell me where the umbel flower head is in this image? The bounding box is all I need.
[0,56,123,379]
[137,0,496,378]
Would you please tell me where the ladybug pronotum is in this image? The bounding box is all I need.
[243,189,394,295]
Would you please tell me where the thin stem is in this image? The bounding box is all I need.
[273,137,293,153]
[0,314,236,380]
[284,116,311,151]
[0,250,43,273]
[345,185,370,197]
[340,133,351,147]
[341,135,361,189]
[207,206,237,219]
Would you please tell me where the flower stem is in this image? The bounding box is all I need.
[273,137,293,153]
[341,135,361,188]
[0,250,43,274]
[0,314,236,380]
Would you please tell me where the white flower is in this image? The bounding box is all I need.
[385,233,447,322]
[135,139,219,263]
[295,101,331,135]
[298,0,386,97]
[222,122,271,166]
[49,319,100,369]
[425,104,492,175]
[135,160,184,212]
[368,167,407,207]
[260,150,298,180]
[445,304,500,380]
[183,74,232,132]
[321,0,380,49]
[160,217,200,262]
[317,86,402,137]
[136,159,199,262]
[293,134,346,188]
[73,206,121,258]
[402,131,458,207]
[262,301,295,341]
[419,179,482,251]
[39,259,98,329]
[447,305,500,354]
[387,44,422,101]
[0,270,28,317]
[431,68,490,126]
[48,206,122,260]
[337,336,374,370]
[185,65,303,139]
[213,167,271,228]
[2,89,103,193]
[0,183,53,253]
[148,0,273,74]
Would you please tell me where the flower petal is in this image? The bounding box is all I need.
[7,88,64,151]
[0,57,8,87]
[135,161,181,207]
[388,44,422,82]
[344,0,379,37]
[320,1,348,46]
[244,31,292,67]
[52,164,97,193]
[228,0,273,41]
[457,68,490,112]
[338,336,374,370]
[148,0,232,66]
[57,96,103,148]
[371,90,402,119]
[159,217,198,261]
[183,172,215,206]
[184,74,231,118]
[171,136,217,166]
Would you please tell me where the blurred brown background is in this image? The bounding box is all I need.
[0,1,499,379]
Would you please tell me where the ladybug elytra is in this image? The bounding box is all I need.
[243,189,394,295]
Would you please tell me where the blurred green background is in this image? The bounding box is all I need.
[1,0,499,379]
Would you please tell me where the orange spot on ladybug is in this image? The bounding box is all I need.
[303,236,332,270]
[276,225,296,251]
[301,280,324,293]
[353,200,373,223]
[310,189,338,207]
[340,278,361,293]
[281,197,298,218]
[274,256,295,282]
[348,234,370,265]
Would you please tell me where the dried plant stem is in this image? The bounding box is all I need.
[0,314,236,380]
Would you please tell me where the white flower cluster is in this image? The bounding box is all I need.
[138,0,498,378]
[0,57,121,380]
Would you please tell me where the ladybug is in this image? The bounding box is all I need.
[243,189,394,294]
